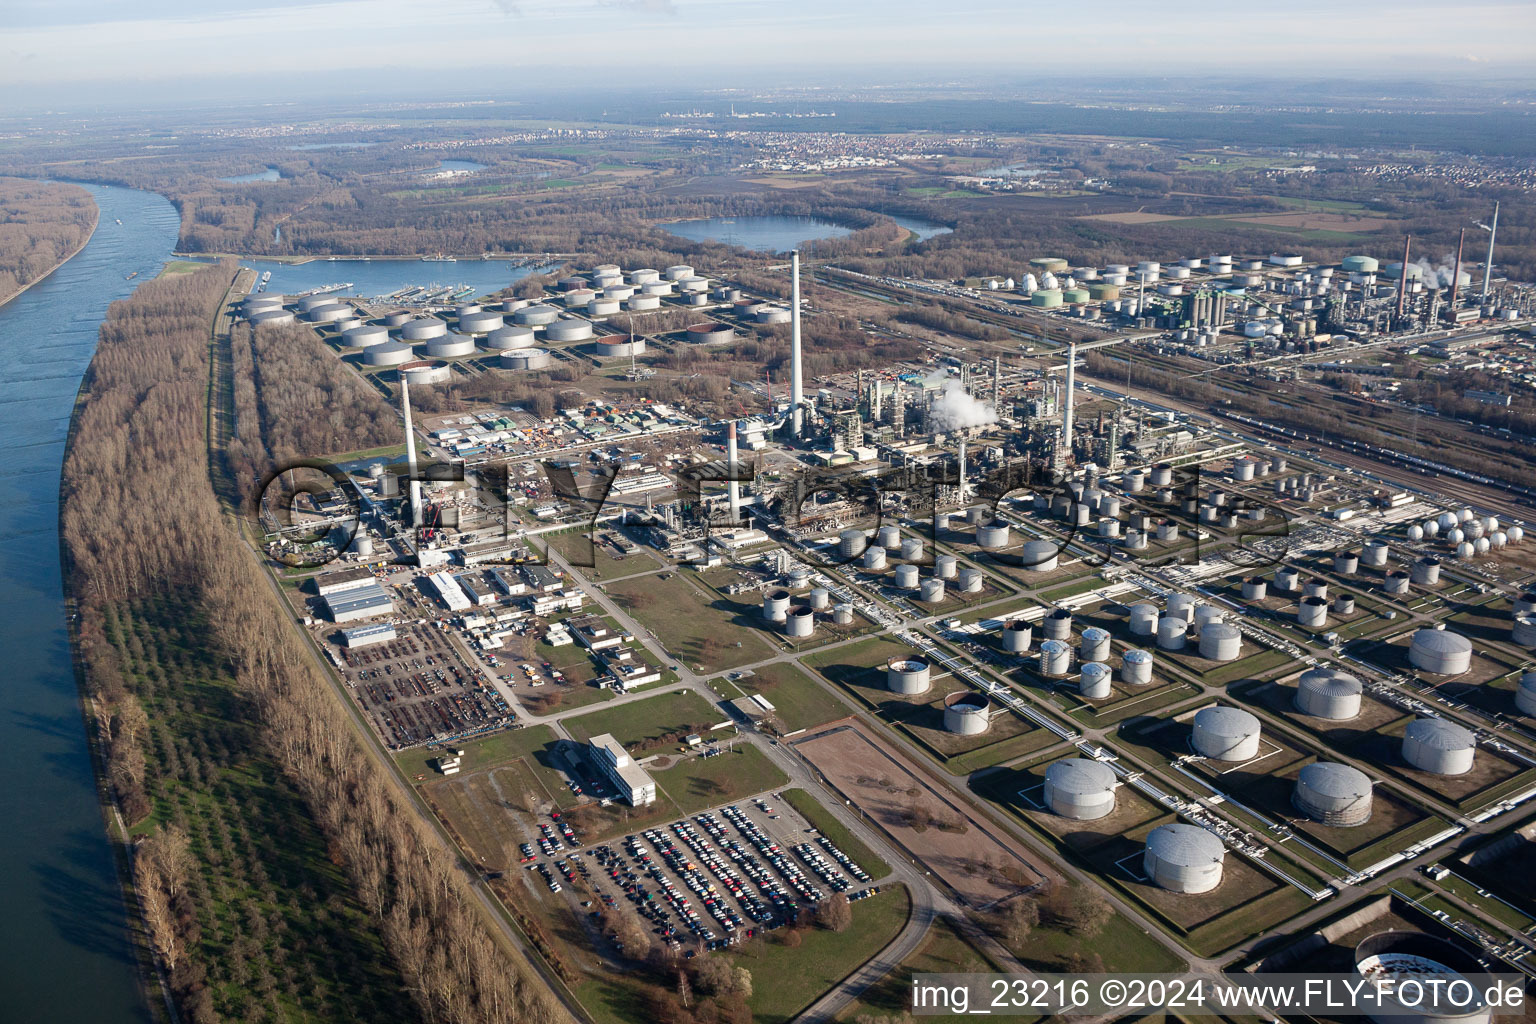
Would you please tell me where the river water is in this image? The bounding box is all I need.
[0,183,178,1023]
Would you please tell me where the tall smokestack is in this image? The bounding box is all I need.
[958,439,967,501]
[1481,201,1499,304]
[993,355,1001,408]
[1397,235,1411,319]
[1062,342,1077,456]
[401,374,422,529]
[1449,228,1466,312]
[790,250,803,438]
[727,421,741,523]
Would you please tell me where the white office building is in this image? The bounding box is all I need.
[588,733,656,806]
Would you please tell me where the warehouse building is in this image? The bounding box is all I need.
[325,581,393,623]
[426,571,471,612]
[316,566,378,596]
[588,733,656,806]
[341,623,396,649]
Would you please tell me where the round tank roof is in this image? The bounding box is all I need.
[1145,823,1223,866]
[1298,668,1363,697]
[1404,718,1474,751]
[1045,758,1115,795]
[943,691,990,712]
[1297,761,1372,800]
[1410,629,1472,654]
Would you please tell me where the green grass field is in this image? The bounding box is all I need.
[656,744,789,815]
[781,788,891,879]
[733,662,853,733]
[394,723,557,780]
[734,885,912,1024]
[838,915,1014,1023]
[605,572,778,672]
[562,689,720,751]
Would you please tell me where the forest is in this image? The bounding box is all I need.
[61,264,565,1024]
[0,176,98,305]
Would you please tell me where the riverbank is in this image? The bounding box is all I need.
[172,250,577,264]
[0,187,99,309]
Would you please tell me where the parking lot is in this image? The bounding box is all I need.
[518,796,882,956]
[335,621,514,749]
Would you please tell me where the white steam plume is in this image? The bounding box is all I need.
[1408,256,1471,289]
[927,380,997,433]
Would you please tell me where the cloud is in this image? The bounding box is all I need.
[599,0,677,14]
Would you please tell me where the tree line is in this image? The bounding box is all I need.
[0,177,98,304]
[63,263,566,1024]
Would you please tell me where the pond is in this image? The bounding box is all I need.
[221,166,280,182]
[661,213,950,252]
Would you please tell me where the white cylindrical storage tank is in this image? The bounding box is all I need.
[1296,668,1363,720]
[485,324,536,350]
[1128,603,1160,636]
[1193,707,1261,761]
[677,276,709,294]
[1079,627,1111,663]
[341,324,391,348]
[1193,606,1224,635]
[1149,463,1173,487]
[900,536,924,561]
[629,268,660,285]
[640,281,675,297]
[1362,541,1390,567]
[248,308,297,327]
[1513,615,1536,647]
[1079,662,1113,699]
[1333,595,1356,616]
[594,336,645,358]
[808,587,831,610]
[976,521,1011,550]
[1294,762,1373,826]
[1199,623,1242,662]
[1152,519,1176,541]
[1402,719,1475,776]
[887,656,931,695]
[1275,567,1300,591]
[544,320,594,343]
[762,588,791,622]
[1124,530,1148,550]
[1039,639,1071,677]
[587,297,621,317]
[1383,570,1411,595]
[363,342,414,367]
[1098,495,1121,519]
[297,294,337,313]
[1156,617,1188,651]
[943,692,991,734]
[1121,648,1153,685]
[1041,608,1073,641]
[400,360,451,386]
[1302,578,1329,599]
[1098,519,1121,539]
[458,310,504,335]
[1408,629,1472,674]
[1298,596,1329,627]
[785,605,815,638]
[500,348,551,370]
[663,264,693,281]
[862,546,887,570]
[1167,593,1197,621]
[1045,759,1117,820]
[755,307,792,325]
[1517,592,1536,616]
[833,603,855,625]
[1517,672,1536,716]
[306,302,355,323]
[425,333,476,358]
[838,529,867,560]
[626,293,662,311]
[1242,576,1268,601]
[919,578,946,604]
[1124,468,1145,492]
[1019,539,1058,571]
[686,322,734,344]
[1143,824,1224,894]
[602,284,635,300]
[1002,620,1032,653]
[400,317,449,341]
[877,525,902,549]
[562,288,595,309]
[513,304,560,326]
[894,564,920,590]
[1509,526,1525,543]
[498,299,529,314]
[1233,457,1256,482]
[935,554,958,579]
[1334,552,1359,575]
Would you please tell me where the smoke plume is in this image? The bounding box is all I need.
[927,380,997,433]
[1408,256,1472,289]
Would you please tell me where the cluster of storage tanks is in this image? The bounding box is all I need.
[850,527,982,601]
[1406,509,1525,560]
[762,586,854,638]
[242,260,732,374]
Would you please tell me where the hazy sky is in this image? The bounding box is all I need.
[6,0,1535,99]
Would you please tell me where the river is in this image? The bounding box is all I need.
[0,183,178,1023]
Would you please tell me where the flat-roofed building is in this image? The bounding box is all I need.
[426,571,471,612]
[588,733,655,806]
[456,573,497,607]
[326,582,393,623]
[317,566,377,596]
[342,623,397,648]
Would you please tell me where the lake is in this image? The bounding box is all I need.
[661,213,950,251]
[435,160,486,174]
[238,257,556,301]
[0,183,178,1024]
[221,166,280,183]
